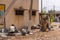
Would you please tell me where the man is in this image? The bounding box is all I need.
[10,24,15,32]
[41,16,50,32]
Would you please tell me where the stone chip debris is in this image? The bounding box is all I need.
[0,29,59,40]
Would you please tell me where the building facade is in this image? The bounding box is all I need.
[0,0,39,28]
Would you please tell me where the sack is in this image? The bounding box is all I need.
[46,29,49,32]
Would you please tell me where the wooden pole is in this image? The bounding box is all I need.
[28,0,33,31]
[29,0,33,20]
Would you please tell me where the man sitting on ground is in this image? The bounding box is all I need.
[7,24,17,36]
[10,24,15,32]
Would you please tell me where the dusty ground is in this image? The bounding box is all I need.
[0,29,60,40]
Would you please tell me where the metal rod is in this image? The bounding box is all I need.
[41,0,43,24]
[41,0,42,13]
[4,17,6,30]
[39,0,43,24]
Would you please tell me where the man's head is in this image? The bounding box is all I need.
[11,24,14,26]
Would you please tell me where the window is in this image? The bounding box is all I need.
[15,9,24,15]
[56,14,60,16]
[32,10,36,16]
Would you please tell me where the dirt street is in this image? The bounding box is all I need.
[1,29,60,40]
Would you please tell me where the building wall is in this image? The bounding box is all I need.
[0,0,39,28]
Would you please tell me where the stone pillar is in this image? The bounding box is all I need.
[24,10,29,26]
[35,11,39,25]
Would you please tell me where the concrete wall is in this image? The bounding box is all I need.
[0,0,39,28]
